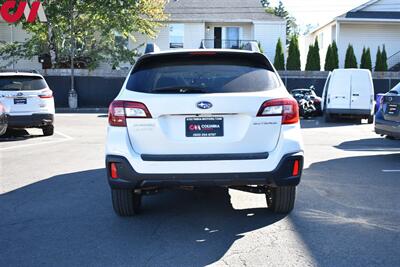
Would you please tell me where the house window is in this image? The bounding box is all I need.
[169,24,184,49]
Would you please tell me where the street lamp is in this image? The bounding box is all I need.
[68,4,78,109]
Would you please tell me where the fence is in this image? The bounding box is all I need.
[41,70,400,108]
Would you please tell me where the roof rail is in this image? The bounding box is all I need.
[0,69,39,74]
[242,42,261,53]
[144,43,160,54]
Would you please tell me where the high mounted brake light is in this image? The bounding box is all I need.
[257,98,299,125]
[108,101,152,127]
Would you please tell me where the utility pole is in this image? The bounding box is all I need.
[68,1,78,109]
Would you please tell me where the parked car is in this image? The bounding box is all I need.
[106,44,304,216]
[0,71,55,136]
[290,88,322,117]
[322,69,375,123]
[375,83,400,139]
[0,102,7,136]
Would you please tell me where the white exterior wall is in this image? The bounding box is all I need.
[183,23,205,49]
[338,22,400,68]
[0,23,41,70]
[253,21,286,62]
[132,22,205,52]
[302,23,335,70]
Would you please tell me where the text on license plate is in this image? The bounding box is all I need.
[186,117,224,137]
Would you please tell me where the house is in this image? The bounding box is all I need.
[0,0,286,71]
[302,0,400,70]
[124,0,286,66]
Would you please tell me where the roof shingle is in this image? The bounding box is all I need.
[165,0,283,22]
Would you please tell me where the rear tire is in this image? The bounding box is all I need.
[111,189,142,217]
[367,115,374,124]
[42,125,54,136]
[266,186,296,214]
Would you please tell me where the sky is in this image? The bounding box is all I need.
[269,0,371,27]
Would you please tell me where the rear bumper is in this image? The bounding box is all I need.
[375,118,400,138]
[327,108,372,117]
[106,153,304,189]
[7,113,54,128]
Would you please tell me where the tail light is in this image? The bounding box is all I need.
[108,100,152,127]
[39,89,53,99]
[257,98,299,124]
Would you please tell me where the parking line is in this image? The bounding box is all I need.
[382,170,400,173]
[0,131,73,152]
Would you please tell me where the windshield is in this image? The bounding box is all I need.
[0,76,47,91]
[126,55,280,94]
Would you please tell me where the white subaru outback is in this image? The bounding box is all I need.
[106,47,304,216]
[0,71,55,136]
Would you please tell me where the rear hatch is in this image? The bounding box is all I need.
[122,51,286,155]
[328,70,351,110]
[382,87,400,122]
[0,75,50,115]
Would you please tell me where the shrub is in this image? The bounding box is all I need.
[273,38,285,70]
[286,36,301,70]
[344,44,357,68]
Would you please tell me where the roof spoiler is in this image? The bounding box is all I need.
[242,42,261,53]
[0,69,39,74]
[144,43,160,54]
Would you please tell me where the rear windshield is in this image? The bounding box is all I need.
[126,54,280,94]
[0,76,47,91]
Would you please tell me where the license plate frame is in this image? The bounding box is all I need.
[185,117,224,138]
[14,98,27,105]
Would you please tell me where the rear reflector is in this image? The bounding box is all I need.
[110,163,119,179]
[108,100,152,127]
[292,160,300,176]
[257,98,299,124]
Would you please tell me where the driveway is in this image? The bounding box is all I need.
[1,115,399,267]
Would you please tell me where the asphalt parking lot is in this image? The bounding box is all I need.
[1,114,400,267]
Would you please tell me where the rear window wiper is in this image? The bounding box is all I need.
[150,86,207,94]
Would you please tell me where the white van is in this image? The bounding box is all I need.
[322,69,375,123]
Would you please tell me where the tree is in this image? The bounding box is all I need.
[382,45,388,71]
[324,45,333,71]
[305,39,320,71]
[331,41,339,69]
[360,47,367,69]
[313,38,321,71]
[305,44,315,71]
[344,44,358,68]
[375,46,383,71]
[265,1,298,43]
[360,47,372,71]
[0,0,167,70]
[274,38,285,70]
[286,36,301,70]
